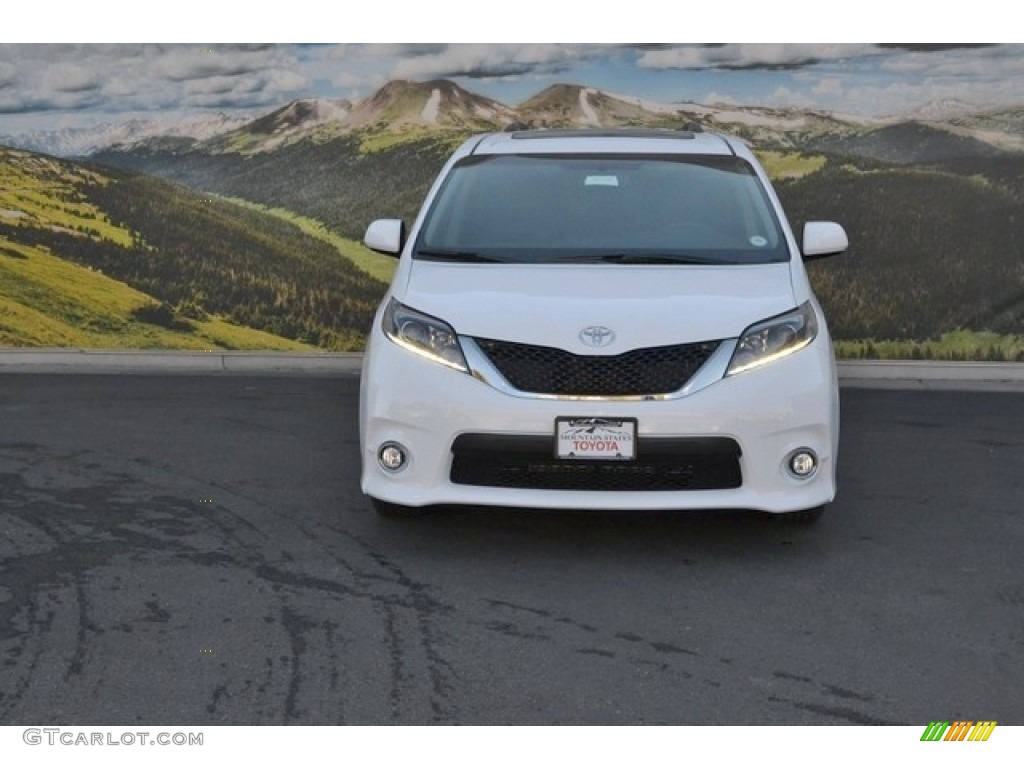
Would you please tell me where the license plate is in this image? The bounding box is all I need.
[556,418,636,461]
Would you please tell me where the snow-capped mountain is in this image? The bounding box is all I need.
[1,112,250,157]
[905,99,982,122]
[6,79,1024,160]
[342,79,516,130]
[204,98,354,153]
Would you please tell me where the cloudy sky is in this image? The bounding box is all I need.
[2,43,1022,134]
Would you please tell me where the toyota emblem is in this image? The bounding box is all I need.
[579,326,616,348]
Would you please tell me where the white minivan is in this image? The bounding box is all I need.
[360,128,848,522]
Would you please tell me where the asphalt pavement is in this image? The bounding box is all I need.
[0,374,1022,724]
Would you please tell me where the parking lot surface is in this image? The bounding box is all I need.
[1,375,1022,724]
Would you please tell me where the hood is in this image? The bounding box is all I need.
[397,261,797,353]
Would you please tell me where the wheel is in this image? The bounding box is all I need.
[370,497,430,518]
[775,504,826,525]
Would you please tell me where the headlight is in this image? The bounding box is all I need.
[726,302,818,376]
[382,298,469,373]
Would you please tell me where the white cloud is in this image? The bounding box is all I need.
[0,61,17,87]
[811,77,845,100]
[330,71,367,89]
[768,47,1024,116]
[638,44,881,71]
[41,61,102,93]
[331,70,385,91]
[389,44,594,80]
[0,44,311,115]
[156,46,287,82]
[881,45,1024,79]
[764,86,814,110]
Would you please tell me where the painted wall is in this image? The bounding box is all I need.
[1,45,1022,359]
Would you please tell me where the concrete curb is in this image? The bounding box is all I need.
[0,350,1022,390]
[0,349,363,375]
[836,360,1024,391]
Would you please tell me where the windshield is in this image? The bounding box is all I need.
[415,153,789,264]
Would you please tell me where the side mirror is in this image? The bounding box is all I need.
[802,221,848,260]
[364,219,405,256]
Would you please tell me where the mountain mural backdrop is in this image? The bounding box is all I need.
[3,77,1024,358]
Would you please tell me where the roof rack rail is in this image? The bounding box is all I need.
[503,121,532,132]
[508,128,701,141]
[682,122,703,133]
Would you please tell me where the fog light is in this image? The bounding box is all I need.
[787,449,818,479]
[378,442,408,472]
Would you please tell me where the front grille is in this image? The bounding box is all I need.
[473,337,720,396]
[450,434,742,492]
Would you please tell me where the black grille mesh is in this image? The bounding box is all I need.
[473,338,720,396]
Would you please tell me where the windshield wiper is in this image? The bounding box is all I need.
[554,253,731,265]
[416,248,505,263]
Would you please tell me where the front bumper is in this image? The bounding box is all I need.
[359,333,839,513]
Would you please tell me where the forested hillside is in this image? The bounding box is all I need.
[0,147,386,349]
[95,133,456,240]
[776,156,1024,343]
